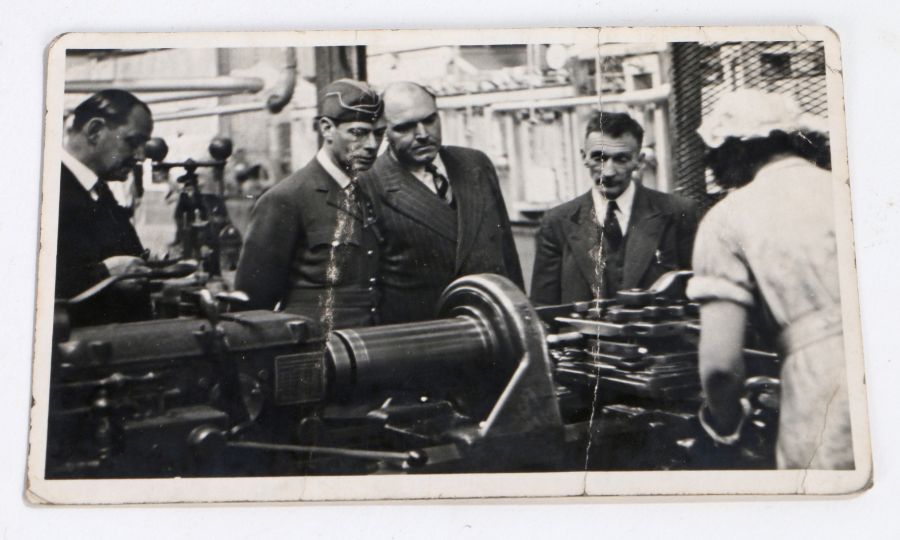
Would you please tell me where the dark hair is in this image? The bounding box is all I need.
[705,129,831,189]
[70,89,151,132]
[585,111,644,146]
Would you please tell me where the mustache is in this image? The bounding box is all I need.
[347,151,376,163]
[411,137,437,146]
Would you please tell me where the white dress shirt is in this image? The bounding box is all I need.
[62,148,101,201]
[591,179,636,235]
[408,154,453,202]
[316,147,354,189]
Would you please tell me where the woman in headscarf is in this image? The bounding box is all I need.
[688,89,853,469]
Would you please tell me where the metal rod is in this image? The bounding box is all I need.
[546,332,584,346]
[153,101,267,122]
[488,85,671,112]
[141,90,247,104]
[228,440,415,463]
[65,77,266,94]
[154,159,225,169]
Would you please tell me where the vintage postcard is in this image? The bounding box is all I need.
[27,26,871,504]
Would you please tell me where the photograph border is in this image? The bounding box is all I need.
[27,25,872,504]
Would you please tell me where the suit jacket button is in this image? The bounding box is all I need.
[366,250,374,256]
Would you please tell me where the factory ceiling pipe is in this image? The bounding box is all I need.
[65,76,266,94]
[265,47,298,114]
[134,90,253,105]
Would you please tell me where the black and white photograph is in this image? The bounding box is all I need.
[26,26,871,503]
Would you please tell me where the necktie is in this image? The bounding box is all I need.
[603,200,623,249]
[425,163,450,203]
[93,180,112,203]
[344,181,358,202]
[343,182,363,215]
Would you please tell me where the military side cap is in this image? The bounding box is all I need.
[319,79,383,123]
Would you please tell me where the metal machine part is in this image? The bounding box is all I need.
[543,270,779,470]
[143,135,241,280]
[47,271,778,478]
[47,274,565,478]
[66,47,298,115]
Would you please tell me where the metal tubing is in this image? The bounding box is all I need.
[65,77,265,94]
[228,440,415,463]
[153,102,267,122]
[488,84,671,112]
[141,90,246,104]
[266,47,297,113]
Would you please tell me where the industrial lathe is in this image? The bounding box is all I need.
[46,272,780,478]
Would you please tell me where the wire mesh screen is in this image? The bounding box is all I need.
[669,41,829,208]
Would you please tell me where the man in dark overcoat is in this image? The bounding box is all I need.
[235,79,385,330]
[531,111,699,305]
[58,89,153,325]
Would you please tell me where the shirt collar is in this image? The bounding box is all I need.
[62,148,100,194]
[407,153,447,186]
[316,147,354,189]
[592,179,636,220]
[425,154,447,177]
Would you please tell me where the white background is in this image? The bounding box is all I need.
[2,1,899,538]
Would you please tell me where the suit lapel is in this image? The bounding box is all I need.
[310,160,363,221]
[61,164,94,210]
[622,184,665,289]
[377,151,458,242]
[442,148,487,272]
[563,193,603,290]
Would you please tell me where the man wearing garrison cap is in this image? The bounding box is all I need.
[236,79,386,329]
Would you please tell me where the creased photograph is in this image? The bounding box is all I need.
[26,26,871,504]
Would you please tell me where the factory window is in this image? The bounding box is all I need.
[760,52,792,79]
[793,50,827,76]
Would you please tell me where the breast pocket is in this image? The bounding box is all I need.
[304,228,364,284]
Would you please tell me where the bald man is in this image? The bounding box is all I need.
[360,82,523,324]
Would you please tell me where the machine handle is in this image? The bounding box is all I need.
[68,259,199,304]
[226,440,428,468]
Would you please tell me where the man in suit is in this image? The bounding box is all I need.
[58,89,154,325]
[361,82,523,324]
[235,79,385,330]
[531,111,699,305]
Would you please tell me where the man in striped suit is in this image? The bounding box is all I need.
[361,82,523,324]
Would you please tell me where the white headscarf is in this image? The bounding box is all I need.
[697,89,829,148]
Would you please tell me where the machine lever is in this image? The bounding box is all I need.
[68,259,199,304]
[227,440,428,467]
